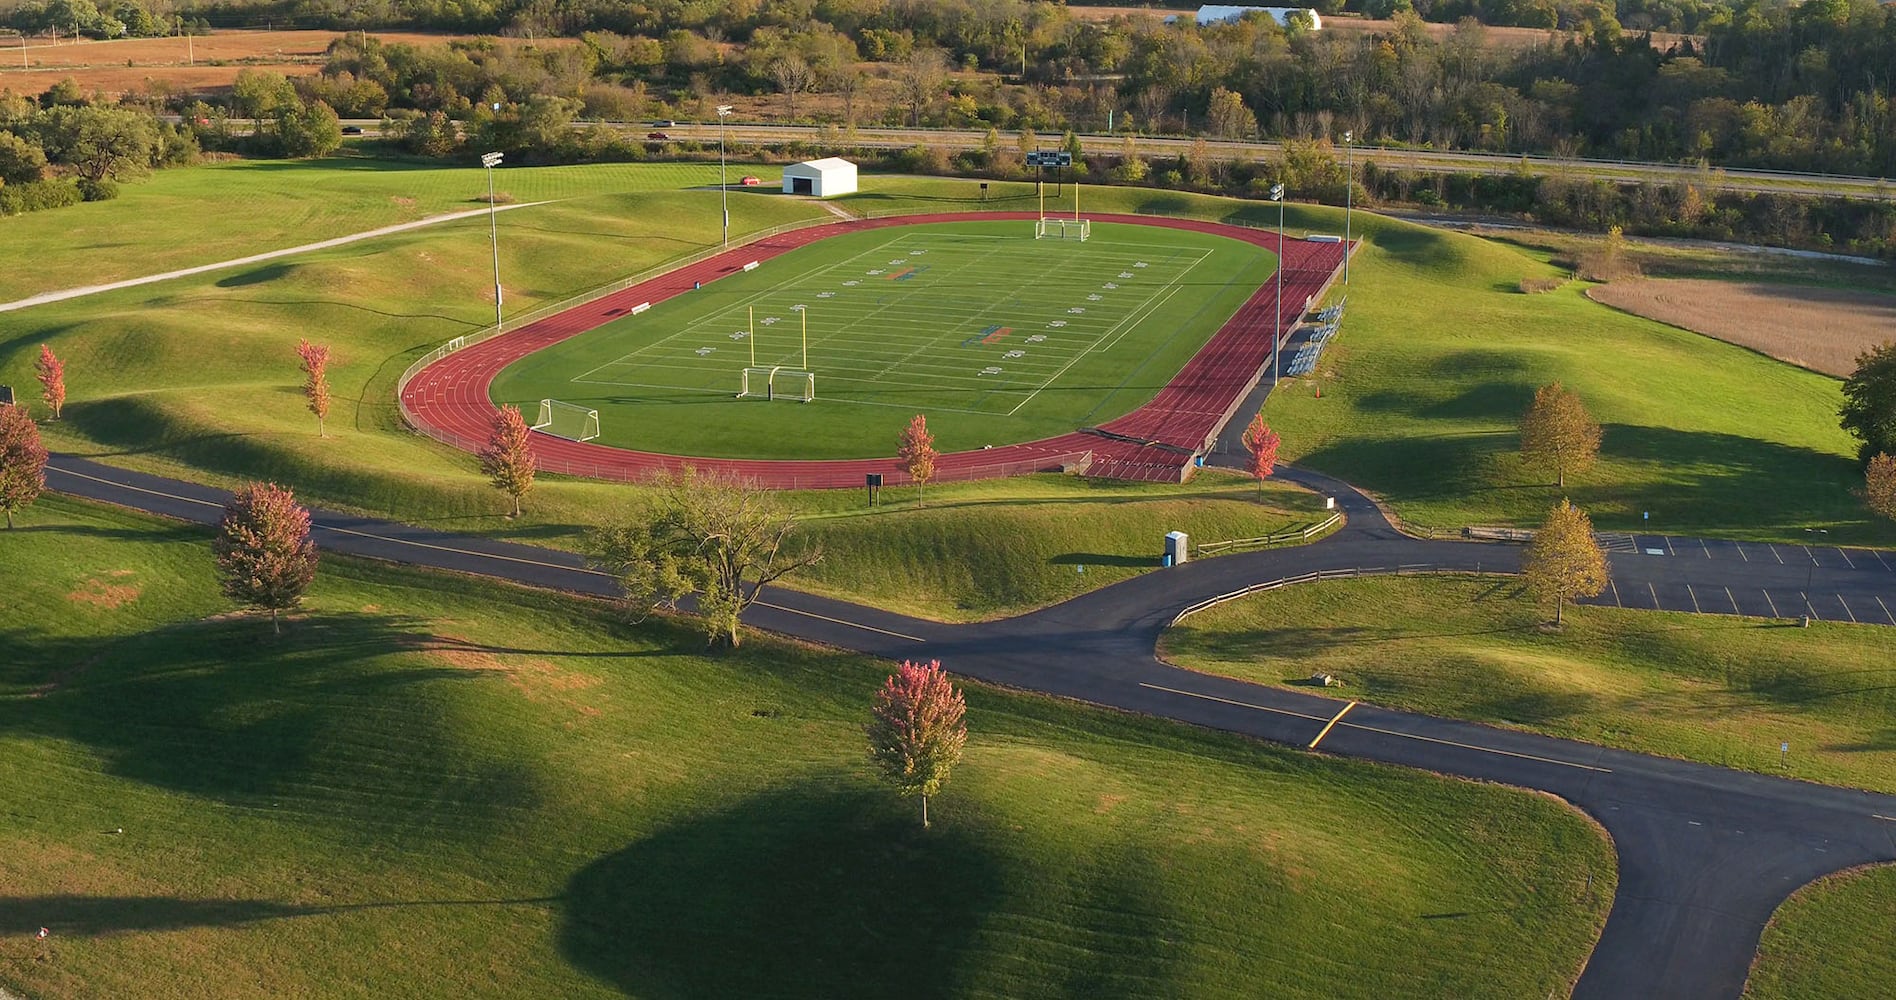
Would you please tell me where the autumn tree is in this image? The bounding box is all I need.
[479,404,537,517]
[1840,342,1896,464]
[296,339,332,437]
[213,482,319,633]
[1241,413,1280,499]
[35,344,65,420]
[1864,453,1896,523]
[1520,382,1601,488]
[769,54,814,120]
[865,659,968,829]
[592,467,822,648]
[1521,499,1608,627]
[0,403,48,529]
[1206,86,1258,140]
[897,413,938,500]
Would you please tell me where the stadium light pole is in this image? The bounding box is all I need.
[482,151,504,330]
[1270,182,1285,388]
[1343,130,1354,284]
[717,104,733,247]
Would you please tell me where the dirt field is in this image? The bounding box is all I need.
[1588,279,1896,377]
[0,30,571,96]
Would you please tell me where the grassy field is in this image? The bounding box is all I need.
[1746,864,1896,998]
[0,494,1614,999]
[491,218,1271,458]
[1160,575,1896,793]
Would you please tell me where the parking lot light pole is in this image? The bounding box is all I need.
[717,104,733,247]
[481,151,504,329]
[1804,528,1828,590]
[1270,182,1285,387]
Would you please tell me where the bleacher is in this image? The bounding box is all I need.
[1283,297,1345,377]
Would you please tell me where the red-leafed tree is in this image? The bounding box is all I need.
[0,403,48,529]
[897,413,938,500]
[34,345,65,420]
[295,339,332,437]
[865,659,968,829]
[213,482,319,633]
[1241,412,1281,498]
[479,404,537,516]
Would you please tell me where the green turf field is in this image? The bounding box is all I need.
[0,496,1614,999]
[488,220,1273,458]
[1160,575,1896,793]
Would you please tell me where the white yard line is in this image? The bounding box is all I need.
[0,202,552,313]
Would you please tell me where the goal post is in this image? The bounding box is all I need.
[737,366,816,403]
[1034,217,1090,241]
[530,398,601,441]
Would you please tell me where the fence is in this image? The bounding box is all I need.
[1192,511,1343,557]
[1170,563,1510,627]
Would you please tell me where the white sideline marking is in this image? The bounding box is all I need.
[0,202,551,313]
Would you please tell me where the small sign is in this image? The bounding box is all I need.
[1643,511,1649,520]
[1781,742,1789,753]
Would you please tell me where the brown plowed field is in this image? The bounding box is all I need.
[1588,279,1896,377]
[0,30,571,96]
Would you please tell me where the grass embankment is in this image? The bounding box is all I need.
[794,472,1329,621]
[0,495,1612,999]
[1746,864,1896,998]
[1161,576,1896,793]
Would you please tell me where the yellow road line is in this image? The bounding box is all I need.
[1308,701,1357,749]
[1137,683,1331,723]
[49,465,223,508]
[1338,720,1613,773]
[754,600,924,642]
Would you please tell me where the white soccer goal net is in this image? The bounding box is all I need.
[531,399,601,441]
[737,366,816,403]
[1034,217,1091,241]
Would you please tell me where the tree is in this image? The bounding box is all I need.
[592,467,822,648]
[0,403,48,529]
[1521,498,1607,627]
[1865,453,1896,523]
[33,105,158,184]
[1241,413,1280,497]
[275,99,343,158]
[0,131,48,186]
[769,54,814,121]
[865,659,967,829]
[1206,87,1258,140]
[1519,382,1601,488]
[1841,342,1896,464]
[213,482,318,632]
[479,404,536,516]
[897,413,938,500]
[296,339,331,436]
[34,344,65,420]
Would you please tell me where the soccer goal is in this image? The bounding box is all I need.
[531,398,601,441]
[737,366,816,403]
[1034,217,1091,241]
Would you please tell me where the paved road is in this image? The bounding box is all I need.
[43,453,1896,999]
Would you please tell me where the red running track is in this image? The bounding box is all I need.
[400,212,1346,489]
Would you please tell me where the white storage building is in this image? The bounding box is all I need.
[782,157,858,198]
[1189,5,1323,29]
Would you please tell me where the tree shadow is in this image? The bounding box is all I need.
[215,263,293,288]
[558,782,1188,999]
[1049,553,1156,569]
[0,892,562,937]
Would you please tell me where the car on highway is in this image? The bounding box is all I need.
[646,131,670,140]
[650,120,676,127]
[740,176,761,186]
[341,125,364,135]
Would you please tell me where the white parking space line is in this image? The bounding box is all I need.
[1803,545,1819,565]
[1734,542,1750,563]
[1873,549,1892,572]
[1877,595,1896,625]
[1725,587,1740,614]
[1768,544,1784,564]
[1836,548,1856,569]
[1837,595,1858,623]
[1648,582,1660,609]
[1699,537,1711,558]
[1804,594,1821,621]
[1665,536,1676,556]
[1687,584,1701,613]
[1763,590,1781,617]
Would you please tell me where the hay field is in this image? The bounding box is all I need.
[0,30,572,96]
[1587,279,1896,377]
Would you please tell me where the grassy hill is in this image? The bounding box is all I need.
[0,495,1613,999]
[1747,864,1896,998]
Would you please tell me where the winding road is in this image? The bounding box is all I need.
[43,452,1896,999]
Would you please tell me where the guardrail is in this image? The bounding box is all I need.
[1193,511,1343,556]
[1170,563,1509,627]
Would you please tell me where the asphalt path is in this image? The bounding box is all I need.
[42,452,1896,999]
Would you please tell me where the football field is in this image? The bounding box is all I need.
[490,220,1272,459]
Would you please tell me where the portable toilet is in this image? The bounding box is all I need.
[1164,531,1190,567]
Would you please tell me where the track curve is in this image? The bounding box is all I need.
[400,211,1346,488]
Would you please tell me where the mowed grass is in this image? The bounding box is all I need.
[1746,864,1896,998]
[0,495,1614,999]
[1160,576,1896,793]
[794,471,1332,621]
[491,219,1270,457]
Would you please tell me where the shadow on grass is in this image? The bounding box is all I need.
[0,893,561,937]
[559,782,1184,999]
[0,612,548,838]
[1050,552,1156,568]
